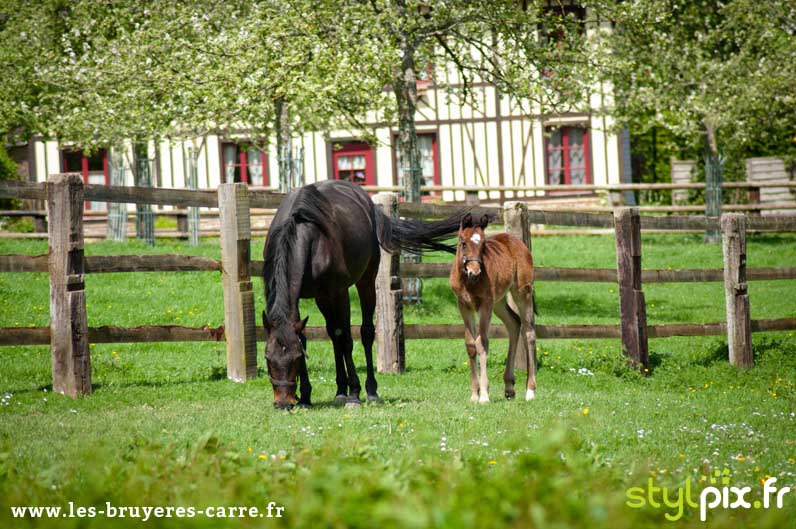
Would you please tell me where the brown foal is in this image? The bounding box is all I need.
[449,213,537,403]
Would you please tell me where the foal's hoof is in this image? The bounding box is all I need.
[367,393,382,403]
[525,389,536,401]
[478,395,490,404]
[344,396,362,409]
[505,389,516,401]
[333,394,348,406]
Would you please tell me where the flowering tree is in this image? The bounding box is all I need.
[0,1,593,194]
[595,0,796,170]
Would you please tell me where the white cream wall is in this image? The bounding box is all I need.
[34,140,62,182]
[374,128,393,188]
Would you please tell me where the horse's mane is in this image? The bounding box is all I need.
[263,185,334,329]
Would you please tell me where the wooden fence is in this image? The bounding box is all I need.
[4,180,796,240]
[1,176,796,397]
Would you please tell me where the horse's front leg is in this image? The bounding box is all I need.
[458,302,480,403]
[297,350,312,408]
[476,302,494,403]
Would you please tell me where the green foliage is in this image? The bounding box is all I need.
[595,0,796,172]
[0,143,17,181]
[0,142,20,212]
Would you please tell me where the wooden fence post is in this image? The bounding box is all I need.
[465,190,480,206]
[614,207,649,372]
[373,193,405,373]
[47,174,91,397]
[721,213,753,368]
[218,183,258,382]
[503,201,535,371]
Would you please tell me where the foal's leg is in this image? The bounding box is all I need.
[493,297,521,400]
[457,302,480,403]
[476,302,494,403]
[316,291,362,405]
[512,285,538,401]
[356,272,380,402]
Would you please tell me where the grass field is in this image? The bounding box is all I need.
[1,233,795,528]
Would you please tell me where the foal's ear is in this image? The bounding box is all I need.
[479,214,489,229]
[262,311,272,333]
[461,212,473,229]
[294,316,309,335]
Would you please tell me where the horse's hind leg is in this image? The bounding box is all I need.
[356,272,380,402]
[512,285,538,401]
[493,298,521,400]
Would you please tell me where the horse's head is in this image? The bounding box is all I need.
[262,311,308,410]
[458,212,489,281]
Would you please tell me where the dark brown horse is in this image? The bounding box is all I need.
[263,180,466,409]
[449,213,537,403]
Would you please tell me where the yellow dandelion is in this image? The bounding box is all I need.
[247,447,253,453]
[258,454,267,460]
[582,408,590,415]
[678,453,685,459]
[488,460,497,465]
[736,456,746,462]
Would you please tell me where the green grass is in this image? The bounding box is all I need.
[1,234,795,528]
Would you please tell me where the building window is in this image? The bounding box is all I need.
[332,141,375,185]
[545,126,590,185]
[222,143,268,186]
[395,133,439,193]
[61,147,108,211]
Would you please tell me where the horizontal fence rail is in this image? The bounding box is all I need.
[0,179,284,209]
[363,182,796,193]
[4,318,796,346]
[4,254,795,284]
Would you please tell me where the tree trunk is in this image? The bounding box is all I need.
[134,142,154,246]
[275,98,292,193]
[394,41,422,204]
[704,121,723,244]
[393,37,423,303]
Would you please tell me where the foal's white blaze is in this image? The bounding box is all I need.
[470,233,482,244]
[525,389,535,401]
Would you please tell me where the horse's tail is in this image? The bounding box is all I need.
[375,206,473,255]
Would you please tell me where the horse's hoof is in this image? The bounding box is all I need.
[334,394,347,406]
[344,398,361,409]
[525,389,536,401]
[505,390,516,401]
[367,394,382,403]
[478,395,490,404]
[470,394,479,403]
[297,402,312,409]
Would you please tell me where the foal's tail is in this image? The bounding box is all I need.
[375,206,472,255]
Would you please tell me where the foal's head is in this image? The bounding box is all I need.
[457,213,490,281]
[262,311,308,410]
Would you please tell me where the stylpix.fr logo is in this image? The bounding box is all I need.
[626,468,792,522]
